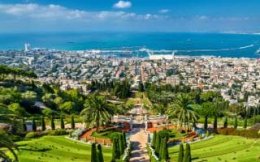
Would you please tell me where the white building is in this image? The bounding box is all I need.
[24,43,31,52]
[148,51,175,60]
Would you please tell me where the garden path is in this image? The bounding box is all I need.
[129,128,150,162]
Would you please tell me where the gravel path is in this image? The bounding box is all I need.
[129,128,150,162]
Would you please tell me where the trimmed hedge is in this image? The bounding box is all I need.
[218,128,260,138]
[47,129,68,136]
[25,132,43,138]
[25,129,68,139]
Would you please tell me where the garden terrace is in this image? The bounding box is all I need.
[169,135,260,162]
[16,136,112,162]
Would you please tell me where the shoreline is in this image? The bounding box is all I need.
[1,47,259,59]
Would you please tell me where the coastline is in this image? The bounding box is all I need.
[0,32,260,58]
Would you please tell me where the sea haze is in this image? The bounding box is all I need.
[0,32,260,58]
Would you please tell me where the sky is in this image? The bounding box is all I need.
[0,0,260,33]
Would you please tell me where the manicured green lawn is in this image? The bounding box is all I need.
[169,135,260,162]
[92,130,121,139]
[16,136,112,162]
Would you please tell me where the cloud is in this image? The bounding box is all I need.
[0,3,165,32]
[159,9,169,14]
[198,15,208,20]
[113,1,132,9]
[0,4,87,19]
[0,3,258,33]
[0,3,160,21]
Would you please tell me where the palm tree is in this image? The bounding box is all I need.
[195,102,212,130]
[167,94,198,131]
[0,131,18,162]
[80,94,114,132]
[0,104,18,161]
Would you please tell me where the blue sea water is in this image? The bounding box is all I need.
[0,32,260,58]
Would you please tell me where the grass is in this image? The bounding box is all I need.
[92,130,120,139]
[16,136,112,162]
[169,135,260,162]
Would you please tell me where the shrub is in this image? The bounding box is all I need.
[184,143,191,162]
[178,143,184,162]
[25,132,42,138]
[218,128,260,138]
[47,129,68,136]
[91,143,97,162]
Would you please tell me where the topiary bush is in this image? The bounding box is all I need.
[25,132,43,138]
[47,129,68,136]
[218,128,260,138]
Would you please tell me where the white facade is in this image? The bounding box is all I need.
[149,54,174,60]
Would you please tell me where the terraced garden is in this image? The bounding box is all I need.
[169,135,260,162]
[15,134,260,162]
[16,136,112,162]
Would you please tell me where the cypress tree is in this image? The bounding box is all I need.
[155,131,161,154]
[159,138,168,161]
[32,118,37,132]
[60,115,65,129]
[41,116,46,131]
[51,115,55,130]
[213,115,218,132]
[253,108,257,124]
[178,143,184,162]
[112,138,120,160]
[184,143,191,162]
[204,115,208,130]
[123,132,127,148]
[119,134,124,155]
[112,136,120,160]
[223,117,228,128]
[22,118,27,132]
[71,115,75,129]
[112,138,116,161]
[159,138,165,160]
[152,131,157,148]
[91,143,97,162]
[244,116,248,129]
[165,138,169,160]
[97,144,104,162]
[234,116,238,129]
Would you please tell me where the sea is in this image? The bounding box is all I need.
[0,32,260,58]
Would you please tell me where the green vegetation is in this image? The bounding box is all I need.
[183,143,191,162]
[169,135,260,162]
[0,65,37,80]
[97,144,104,162]
[1,65,260,162]
[178,143,184,162]
[111,132,127,161]
[167,94,198,131]
[80,93,114,132]
[92,130,120,139]
[0,131,18,161]
[16,136,112,162]
[91,143,97,162]
[153,130,169,161]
